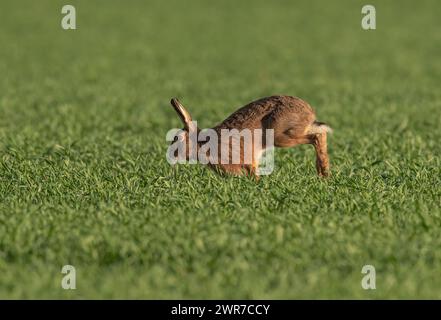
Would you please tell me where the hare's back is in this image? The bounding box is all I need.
[218,95,314,130]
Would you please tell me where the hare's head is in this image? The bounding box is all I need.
[169,98,198,160]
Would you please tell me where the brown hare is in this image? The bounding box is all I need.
[169,95,331,178]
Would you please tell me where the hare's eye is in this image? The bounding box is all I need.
[177,135,185,142]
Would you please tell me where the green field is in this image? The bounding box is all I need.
[0,0,440,299]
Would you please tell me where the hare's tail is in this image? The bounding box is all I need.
[307,121,333,135]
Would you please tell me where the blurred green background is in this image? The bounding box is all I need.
[0,0,440,298]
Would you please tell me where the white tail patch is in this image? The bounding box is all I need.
[307,122,333,135]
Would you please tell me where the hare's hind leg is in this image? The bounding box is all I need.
[271,128,330,178]
[307,121,331,177]
[263,107,315,148]
[263,108,331,177]
[311,133,329,177]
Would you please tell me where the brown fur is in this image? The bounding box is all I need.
[170,95,331,178]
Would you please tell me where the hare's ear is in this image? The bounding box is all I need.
[170,98,192,130]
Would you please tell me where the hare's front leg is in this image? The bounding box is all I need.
[312,133,330,177]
